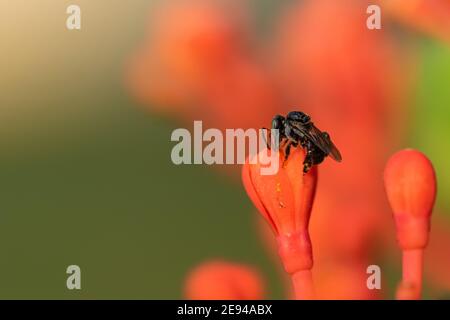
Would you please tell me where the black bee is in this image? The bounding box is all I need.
[265,111,342,173]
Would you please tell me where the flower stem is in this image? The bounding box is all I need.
[292,270,315,300]
[397,249,423,299]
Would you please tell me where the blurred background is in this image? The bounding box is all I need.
[1,0,449,299]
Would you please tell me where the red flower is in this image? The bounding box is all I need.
[184,260,265,300]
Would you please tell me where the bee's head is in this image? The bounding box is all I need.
[272,115,285,130]
[287,111,310,124]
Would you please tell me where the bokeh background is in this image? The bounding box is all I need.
[1,0,450,299]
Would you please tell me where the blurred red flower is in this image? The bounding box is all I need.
[184,260,265,300]
[126,0,241,111]
[126,0,279,130]
[381,0,450,43]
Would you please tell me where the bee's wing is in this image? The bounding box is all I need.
[327,141,342,162]
[308,125,342,162]
[290,122,342,162]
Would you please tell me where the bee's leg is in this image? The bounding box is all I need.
[284,141,292,160]
[284,141,300,165]
[302,141,314,173]
[303,150,313,174]
[262,127,285,150]
[261,127,271,149]
[299,136,307,148]
[282,141,293,167]
[279,138,288,151]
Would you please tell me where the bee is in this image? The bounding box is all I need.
[265,111,342,173]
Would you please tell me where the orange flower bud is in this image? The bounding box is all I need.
[242,148,317,273]
[184,260,265,300]
[384,149,437,299]
[242,148,317,236]
[384,149,436,250]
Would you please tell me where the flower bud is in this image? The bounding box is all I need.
[242,147,317,273]
[384,149,436,249]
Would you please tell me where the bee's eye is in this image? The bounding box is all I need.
[288,111,310,123]
[272,119,281,129]
[299,113,310,123]
[272,115,284,129]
